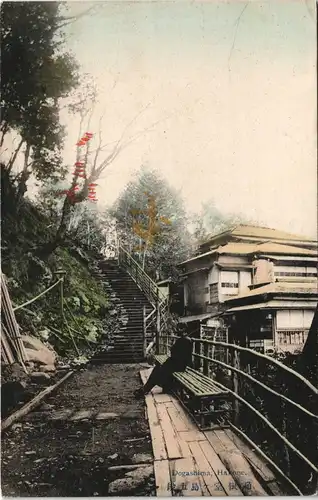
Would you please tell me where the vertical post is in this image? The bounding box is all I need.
[54,269,66,324]
[143,305,147,358]
[232,347,240,425]
[156,288,160,354]
[203,342,209,376]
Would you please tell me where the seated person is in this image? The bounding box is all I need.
[134,327,193,398]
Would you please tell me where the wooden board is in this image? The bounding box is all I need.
[177,436,192,458]
[224,429,276,482]
[218,449,268,496]
[178,430,207,443]
[204,430,226,454]
[145,394,167,460]
[188,441,227,496]
[169,457,206,496]
[166,405,189,432]
[199,440,243,496]
[156,403,183,459]
[154,393,173,404]
[214,429,237,452]
[154,460,172,497]
[224,429,284,495]
[168,400,197,428]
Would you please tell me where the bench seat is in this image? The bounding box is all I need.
[153,354,232,429]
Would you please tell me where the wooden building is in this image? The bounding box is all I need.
[177,225,317,354]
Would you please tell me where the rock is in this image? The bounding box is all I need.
[95,412,118,420]
[108,453,119,460]
[125,465,153,481]
[132,453,153,464]
[30,372,51,383]
[25,361,35,370]
[22,335,56,367]
[11,423,22,431]
[57,364,70,370]
[108,466,153,495]
[39,365,56,373]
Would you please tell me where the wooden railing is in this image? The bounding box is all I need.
[159,333,318,495]
[117,244,169,353]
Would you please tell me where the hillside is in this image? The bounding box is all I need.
[1,166,115,368]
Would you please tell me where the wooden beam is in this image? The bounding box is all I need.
[156,403,183,459]
[154,460,172,497]
[188,441,227,496]
[218,449,268,496]
[178,430,207,443]
[199,440,243,496]
[144,394,167,461]
[2,371,74,431]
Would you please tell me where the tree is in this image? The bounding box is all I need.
[192,198,251,247]
[1,2,79,201]
[110,167,191,280]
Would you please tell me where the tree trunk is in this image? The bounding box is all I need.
[0,122,9,148]
[7,138,24,173]
[37,196,73,257]
[15,143,31,207]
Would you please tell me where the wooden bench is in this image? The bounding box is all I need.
[154,354,232,429]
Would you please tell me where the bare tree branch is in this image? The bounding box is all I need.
[57,5,100,28]
[228,2,249,74]
[7,138,24,173]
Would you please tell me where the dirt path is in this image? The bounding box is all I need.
[1,363,155,497]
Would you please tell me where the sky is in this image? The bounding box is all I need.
[5,0,317,238]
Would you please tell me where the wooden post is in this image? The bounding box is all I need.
[143,306,147,358]
[232,347,240,425]
[156,288,160,354]
[203,342,209,376]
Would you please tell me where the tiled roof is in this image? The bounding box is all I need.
[200,224,316,247]
[218,242,317,256]
[231,224,314,241]
[179,240,317,266]
[225,281,318,301]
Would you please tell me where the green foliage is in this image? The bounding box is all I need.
[110,166,191,279]
[2,192,110,356]
[1,1,79,181]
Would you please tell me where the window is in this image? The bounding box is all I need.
[276,310,314,329]
[220,271,239,296]
[274,266,317,278]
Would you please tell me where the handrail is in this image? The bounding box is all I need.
[118,244,165,302]
[13,279,63,311]
[190,338,318,396]
[163,334,318,415]
[192,351,318,419]
[209,377,318,474]
[117,243,170,355]
[160,332,318,489]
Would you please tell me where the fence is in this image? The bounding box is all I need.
[158,332,318,495]
[117,244,170,353]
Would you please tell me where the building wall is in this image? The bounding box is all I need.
[253,259,274,284]
[184,271,209,314]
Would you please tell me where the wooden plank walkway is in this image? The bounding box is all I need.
[140,368,285,497]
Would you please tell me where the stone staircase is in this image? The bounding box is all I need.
[92,259,153,363]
